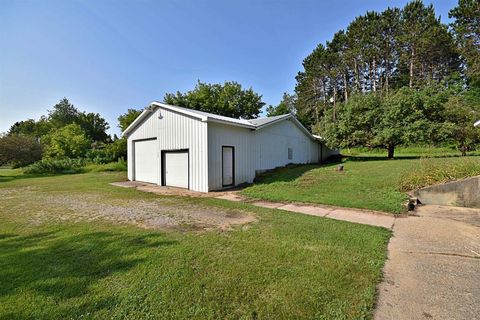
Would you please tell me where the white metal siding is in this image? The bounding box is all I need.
[254,119,312,171]
[158,108,208,192]
[207,123,255,191]
[127,108,208,192]
[321,142,339,160]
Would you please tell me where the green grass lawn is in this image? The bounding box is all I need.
[342,146,480,158]
[242,156,480,214]
[0,169,390,319]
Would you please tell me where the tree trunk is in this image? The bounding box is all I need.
[322,79,327,111]
[387,145,395,159]
[409,46,415,88]
[343,73,348,103]
[354,59,360,91]
[333,83,337,121]
[372,59,377,92]
[385,60,389,95]
[461,144,467,157]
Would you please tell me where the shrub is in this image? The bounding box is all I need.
[85,138,127,164]
[43,124,91,159]
[24,158,86,174]
[85,158,127,172]
[0,134,43,168]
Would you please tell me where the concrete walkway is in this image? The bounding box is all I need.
[374,204,480,320]
[215,193,396,229]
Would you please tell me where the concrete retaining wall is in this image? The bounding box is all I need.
[414,175,480,208]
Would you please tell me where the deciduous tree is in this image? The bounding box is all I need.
[164,81,265,119]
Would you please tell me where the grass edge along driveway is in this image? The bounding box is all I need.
[0,170,390,319]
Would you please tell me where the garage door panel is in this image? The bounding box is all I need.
[134,139,158,184]
[164,151,189,189]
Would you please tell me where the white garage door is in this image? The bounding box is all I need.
[164,151,189,189]
[134,139,158,184]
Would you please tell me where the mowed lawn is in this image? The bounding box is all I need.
[0,169,390,319]
[242,155,480,214]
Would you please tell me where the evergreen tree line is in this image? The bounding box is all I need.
[270,0,480,157]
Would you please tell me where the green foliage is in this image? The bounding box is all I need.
[317,93,381,150]
[24,158,85,174]
[399,156,480,191]
[84,158,127,172]
[8,117,53,139]
[77,112,110,143]
[104,137,127,160]
[43,124,92,159]
[9,98,110,147]
[47,98,80,128]
[295,0,461,130]
[318,83,474,158]
[442,93,480,155]
[0,134,43,168]
[374,87,425,156]
[86,138,127,164]
[449,0,480,86]
[266,92,296,116]
[164,80,265,119]
[118,108,142,132]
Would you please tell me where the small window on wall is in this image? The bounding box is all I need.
[288,147,293,160]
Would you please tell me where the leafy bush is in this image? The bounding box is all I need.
[0,134,43,168]
[85,158,127,172]
[24,158,86,174]
[86,138,127,164]
[43,123,92,159]
[399,157,480,191]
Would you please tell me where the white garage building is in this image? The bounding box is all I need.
[122,102,338,192]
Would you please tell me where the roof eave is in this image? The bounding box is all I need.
[206,117,256,129]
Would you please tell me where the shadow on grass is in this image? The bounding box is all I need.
[0,173,60,183]
[253,162,341,184]
[0,230,176,317]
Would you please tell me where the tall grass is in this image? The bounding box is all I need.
[24,158,86,174]
[399,157,480,191]
[24,158,127,175]
[84,158,127,172]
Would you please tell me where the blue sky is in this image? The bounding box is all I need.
[0,0,457,136]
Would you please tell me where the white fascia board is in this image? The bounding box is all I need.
[121,107,153,138]
[150,102,207,121]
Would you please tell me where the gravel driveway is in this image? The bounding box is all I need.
[0,186,256,231]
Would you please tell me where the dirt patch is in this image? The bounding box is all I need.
[0,188,256,231]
